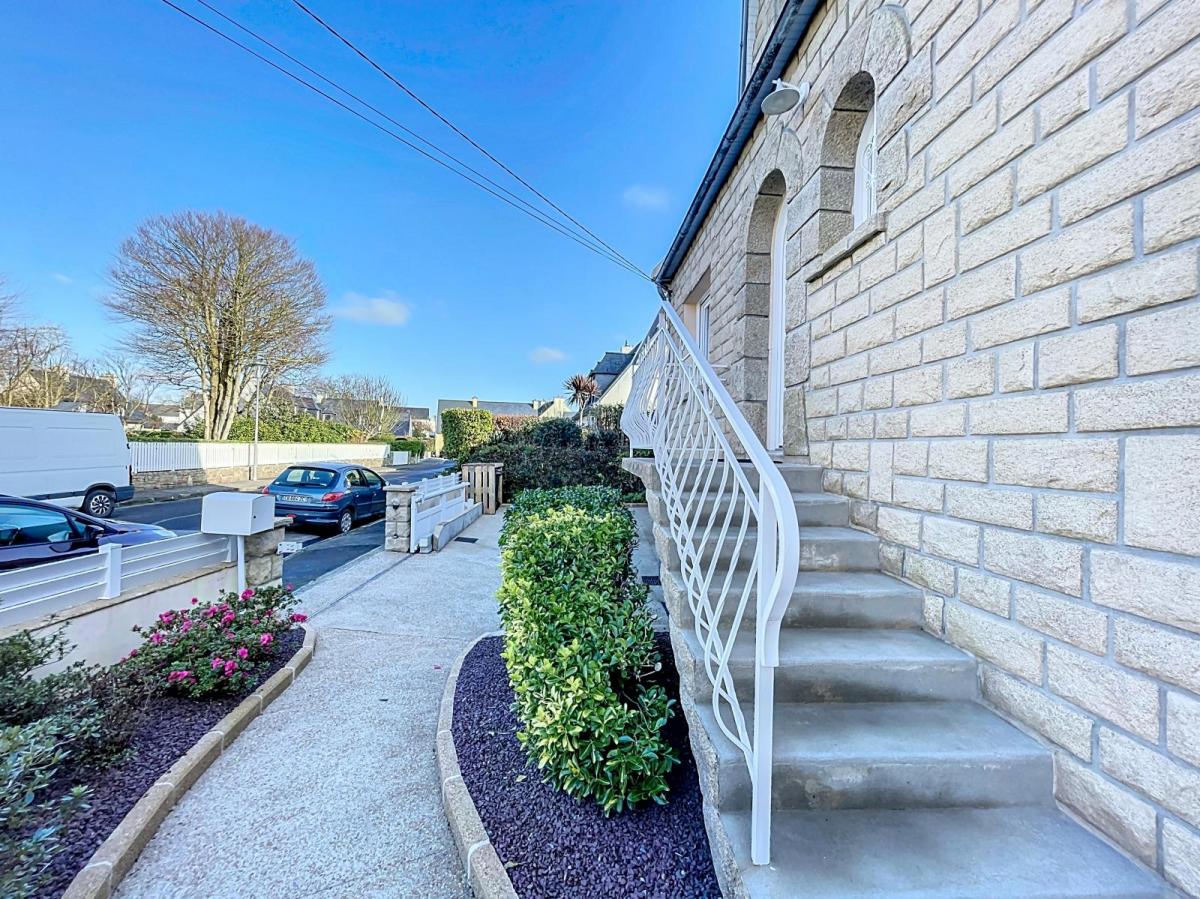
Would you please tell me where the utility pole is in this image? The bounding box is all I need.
[250,359,266,480]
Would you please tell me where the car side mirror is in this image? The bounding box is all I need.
[83,524,106,544]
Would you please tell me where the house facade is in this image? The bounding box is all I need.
[658,0,1200,892]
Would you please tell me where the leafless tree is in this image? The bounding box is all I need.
[0,279,74,408]
[317,373,407,437]
[75,353,163,423]
[105,211,330,439]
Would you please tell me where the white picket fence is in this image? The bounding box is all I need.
[410,473,470,552]
[0,533,235,628]
[131,441,389,474]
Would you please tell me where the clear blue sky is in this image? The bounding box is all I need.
[0,0,740,414]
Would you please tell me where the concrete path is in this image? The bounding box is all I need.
[115,513,504,899]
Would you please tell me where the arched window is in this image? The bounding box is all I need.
[853,103,876,226]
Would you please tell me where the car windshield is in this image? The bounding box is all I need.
[274,467,338,489]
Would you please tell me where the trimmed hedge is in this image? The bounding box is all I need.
[389,437,425,459]
[467,442,642,502]
[498,489,676,813]
[442,408,494,460]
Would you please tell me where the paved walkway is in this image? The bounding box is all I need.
[115,513,504,899]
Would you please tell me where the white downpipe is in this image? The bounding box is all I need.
[621,299,801,865]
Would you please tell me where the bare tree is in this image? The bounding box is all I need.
[318,373,407,437]
[106,211,330,439]
[76,353,163,424]
[0,279,74,408]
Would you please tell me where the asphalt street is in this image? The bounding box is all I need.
[115,458,457,589]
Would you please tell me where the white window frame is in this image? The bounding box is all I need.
[697,299,711,359]
[853,104,877,227]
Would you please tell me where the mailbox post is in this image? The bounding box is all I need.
[200,492,277,593]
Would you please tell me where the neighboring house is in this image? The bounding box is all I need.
[391,406,432,437]
[588,343,638,408]
[436,397,570,432]
[637,0,1200,896]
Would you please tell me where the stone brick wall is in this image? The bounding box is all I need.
[672,0,1200,890]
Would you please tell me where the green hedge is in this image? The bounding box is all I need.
[227,411,361,443]
[442,408,494,460]
[498,490,676,813]
[500,485,626,544]
[466,442,642,502]
[389,437,425,459]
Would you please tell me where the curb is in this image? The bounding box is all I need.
[61,623,319,899]
[437,632,518,899]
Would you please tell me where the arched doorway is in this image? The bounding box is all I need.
[767,198,787,452]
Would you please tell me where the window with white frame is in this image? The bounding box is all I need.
[853,104,877,226]
[696,299,711,358]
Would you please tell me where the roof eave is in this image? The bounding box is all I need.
[657,0,822,290]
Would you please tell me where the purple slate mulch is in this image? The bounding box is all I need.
[34,628,305,899]
[452,634,722,899]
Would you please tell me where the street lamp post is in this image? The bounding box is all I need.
[250,359,266,480]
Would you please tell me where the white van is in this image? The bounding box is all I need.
[0,408,134,517]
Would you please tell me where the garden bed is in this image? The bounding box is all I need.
[452,634,721,899]
[33,628,305,899]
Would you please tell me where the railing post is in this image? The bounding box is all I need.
[752,482,777,865]
[99,543,122,599]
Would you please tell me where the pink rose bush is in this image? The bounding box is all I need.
[126,584,302,698]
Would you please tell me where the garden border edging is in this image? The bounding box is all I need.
[437,631,519,899]
[61,623,318,899]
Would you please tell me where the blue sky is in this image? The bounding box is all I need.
[0,0,740,413]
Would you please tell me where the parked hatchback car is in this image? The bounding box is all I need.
[0,496,174,572]
[262,463,388,534]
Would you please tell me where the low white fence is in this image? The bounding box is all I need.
[0,533,235,628]
[131,441,390,473]
[410,473,469,552]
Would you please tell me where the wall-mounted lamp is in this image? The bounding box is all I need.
[761,79,811,116]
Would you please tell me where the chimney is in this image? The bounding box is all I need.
[470,396,478,407]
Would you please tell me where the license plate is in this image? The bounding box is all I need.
[284,495,311,504]
[277,540,304,555]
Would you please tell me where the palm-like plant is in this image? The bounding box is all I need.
[563,373,599,424]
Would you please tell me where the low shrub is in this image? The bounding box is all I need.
[442,408,494,460]
[125,585,306,698]
[0,719,91,899]
[492,414,531,440]
[498,497,677,814]
[389,437,425,459]
[466,442,643,502]
[0,629,147,765]
[500,485,626,544]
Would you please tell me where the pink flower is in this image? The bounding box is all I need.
[285,584,294,592]
[158,611,175,625]
[290,613,308,623]
[259,632,274,647]
[167,670,192,683]
[241,588,255,600]
[223,660,238,677]
[128,648,138,658]
[211,657,225,670]
[236,647,249,659]
[150,632,164,645]
[221,612,235,626]
[203,607,216,619]
[190,597,198,605]
[181,620,193,634]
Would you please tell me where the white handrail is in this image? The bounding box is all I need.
[621,299,800,865]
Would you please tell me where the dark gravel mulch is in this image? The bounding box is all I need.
[35,628,305,899]
[453,635,722,899]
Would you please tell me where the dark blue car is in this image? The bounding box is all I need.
[263,463,388,534]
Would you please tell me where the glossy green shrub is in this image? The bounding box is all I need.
[498,504,677,813]
[389,437,425,459]
[466,442,643,502]
[442,408,494,460]
[525,417,582,447]
[500,485,626,544]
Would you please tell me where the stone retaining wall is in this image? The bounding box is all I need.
[132,458,386,490]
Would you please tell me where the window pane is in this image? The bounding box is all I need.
[0,505,78,546]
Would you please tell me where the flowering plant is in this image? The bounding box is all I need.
[125,584,307,698]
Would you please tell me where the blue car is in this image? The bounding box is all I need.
[263,463,388,534]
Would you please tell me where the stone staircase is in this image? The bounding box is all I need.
[630,457,1170,899]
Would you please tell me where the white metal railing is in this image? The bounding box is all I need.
[410,473,470,552]
[131,441,389,474]
[0,533,236,628]
[621,300,800,865]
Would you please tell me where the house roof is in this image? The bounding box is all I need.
[656,0,821,289]
[437,399,539,418]
[589,350,635,378]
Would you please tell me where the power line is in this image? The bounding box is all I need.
[189,0,632,269]
[155,0,650,279]
[290,0,654,281]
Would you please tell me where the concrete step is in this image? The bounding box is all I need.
[664,569,925,630]
[725,806,1168,898]
[740,460,823,493]
[656,525,880,574]
[701,701,1051,812]
[685,628,978,703]
[677,489,849,527]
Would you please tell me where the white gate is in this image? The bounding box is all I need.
[409,474,470,552]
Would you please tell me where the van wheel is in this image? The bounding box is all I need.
[83,488,116,518]
[337,509,354,535]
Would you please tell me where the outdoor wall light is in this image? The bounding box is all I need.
[761,79,811,116]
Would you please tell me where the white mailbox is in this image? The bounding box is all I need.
[201,492,276,536]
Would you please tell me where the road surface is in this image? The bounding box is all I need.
[116,458,457,589]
